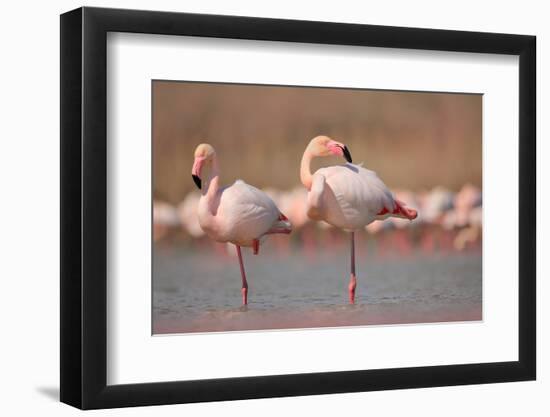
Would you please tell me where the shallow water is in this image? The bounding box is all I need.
[153,243,482,334]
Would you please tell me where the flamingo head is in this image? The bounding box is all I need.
[307,135,352,163]
[191,143,216,189]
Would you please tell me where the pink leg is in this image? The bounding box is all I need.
[348,231,357,304]
[236,245,248,305]
[252,239,259,255]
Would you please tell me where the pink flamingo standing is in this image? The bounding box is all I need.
[191,143,292,305]
[388,189,418,257]
[283,187,317,259]
[300,136,418,303]
[153,200,179,243]
[177,191,204,240]
[417,187,454,253]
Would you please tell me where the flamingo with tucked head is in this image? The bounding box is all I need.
[191,143,292,305]
[300,136,418,303]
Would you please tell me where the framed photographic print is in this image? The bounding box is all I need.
[60,6,536,409]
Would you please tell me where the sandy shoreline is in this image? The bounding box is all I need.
[153,301,482,334]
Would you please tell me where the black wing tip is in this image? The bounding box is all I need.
[192,175,202,189]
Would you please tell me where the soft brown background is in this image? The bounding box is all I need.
[153,81,481,203]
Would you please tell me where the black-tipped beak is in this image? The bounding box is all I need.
[192,175,202,189]
[341,145,353,163]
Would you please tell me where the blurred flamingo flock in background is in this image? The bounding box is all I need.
[153,182,482,259]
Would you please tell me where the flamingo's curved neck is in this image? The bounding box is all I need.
[300,149,314,191]
[202,157,220,214]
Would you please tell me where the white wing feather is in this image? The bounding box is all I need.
[214,180,282,245]
[311,163,395,230]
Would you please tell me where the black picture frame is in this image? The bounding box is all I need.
[60,6,536,410]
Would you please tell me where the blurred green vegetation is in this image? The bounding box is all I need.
[153,81,482,204]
